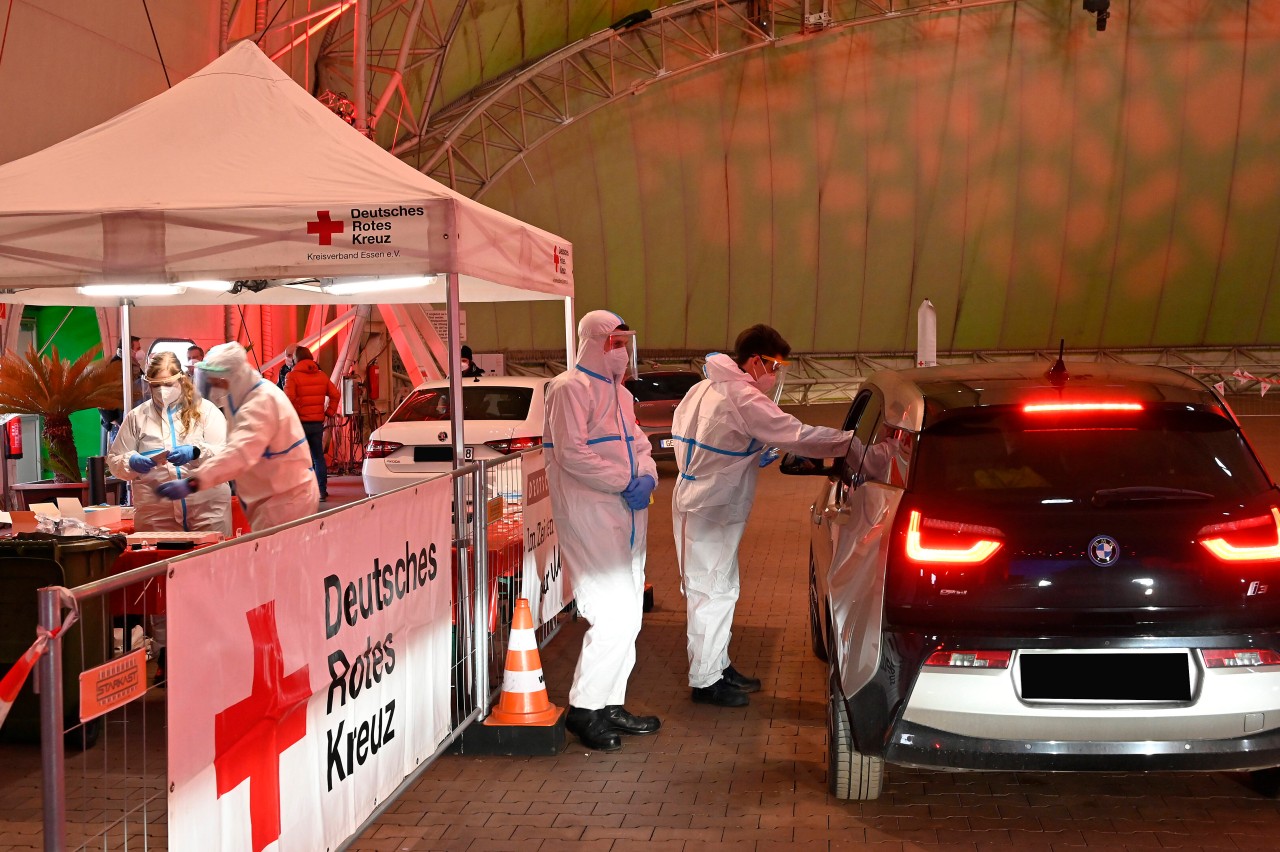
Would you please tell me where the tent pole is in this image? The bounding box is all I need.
[120,303,133,413]
[446,273,465,482]
[564,296,575,367]
[354,0,370,132]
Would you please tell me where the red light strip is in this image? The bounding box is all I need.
[1023,402,1144,413]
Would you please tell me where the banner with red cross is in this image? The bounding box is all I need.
[167,477,452,851]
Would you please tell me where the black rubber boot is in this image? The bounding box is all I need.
[691,677,749,707]
[722,664,761,693]
[601,705,661,735]
[566,706,623,751]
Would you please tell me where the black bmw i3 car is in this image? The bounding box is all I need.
[788,360,1280,799]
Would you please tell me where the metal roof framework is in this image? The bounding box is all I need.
[247,0,1024,198]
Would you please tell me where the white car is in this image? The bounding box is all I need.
[362,376,548,496]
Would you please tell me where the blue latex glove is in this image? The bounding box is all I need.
[128,452,156,474]
[758,447,780,468]
[621,475,656,510]
[156,479,194,501]
[167,444,199,466]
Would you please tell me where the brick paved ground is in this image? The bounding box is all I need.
[8,404,1280,850]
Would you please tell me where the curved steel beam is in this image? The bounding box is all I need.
[406,0,1022,198]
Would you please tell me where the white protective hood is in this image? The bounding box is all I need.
[0,41,573,308]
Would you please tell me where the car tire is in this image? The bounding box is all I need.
[809,548,828,663]
[827,662,884,800]
[1248,767,1280,798]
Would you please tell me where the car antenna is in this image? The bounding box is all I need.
[1047,339,1069,387]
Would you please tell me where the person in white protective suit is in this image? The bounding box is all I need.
[107,351,233,536]
[107,351,233,685]
[672,324,895,706]
[156,342,318,530]
[544,309,662,752]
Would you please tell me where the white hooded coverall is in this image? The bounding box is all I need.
[672,352,865,688]
[544,310,658,710]
[107,397,233,536]
[195,343,319,530]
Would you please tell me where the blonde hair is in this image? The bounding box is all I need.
[146,351,202,435]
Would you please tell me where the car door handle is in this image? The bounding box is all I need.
[822,505,850,524]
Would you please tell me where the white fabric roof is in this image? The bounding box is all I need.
[0,41,572,306]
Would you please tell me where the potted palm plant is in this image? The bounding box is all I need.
[0,345,123,505]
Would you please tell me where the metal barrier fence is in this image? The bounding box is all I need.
[29,451,568,851]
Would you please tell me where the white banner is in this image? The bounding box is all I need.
[167,477,453,852]
[520,450,569,625]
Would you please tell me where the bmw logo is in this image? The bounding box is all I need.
[1088,535,1120,566]
[437,431,448,442]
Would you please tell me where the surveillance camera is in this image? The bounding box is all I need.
[1083,0,1110,31]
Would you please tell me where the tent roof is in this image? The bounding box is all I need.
[0,41,572,306]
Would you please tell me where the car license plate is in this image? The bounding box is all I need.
[660,438,676,448]
[1018,651,1192,702]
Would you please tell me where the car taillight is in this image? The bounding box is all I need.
[484,436,542,455]
[904,510,1003,565]
[1197,508,1280,562]
[1201,649,1280,668]
[365,440,403,459]
[924,650,1012,669]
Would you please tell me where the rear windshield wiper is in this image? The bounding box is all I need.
[1091,486,1215,507]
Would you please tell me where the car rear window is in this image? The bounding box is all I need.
[388,387,533,422]
[910,406,1270,505]
[626,373,701,401]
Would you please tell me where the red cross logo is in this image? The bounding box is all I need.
[552,245,560,269]
[307,211,344,245]
[214,602,311,852]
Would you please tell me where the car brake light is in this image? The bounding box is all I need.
[1201,649,1280,668]
[365,439,403,459]
[484,436,543,455]
[905,510,1003,565]
[1022,402,1143,413]
[924,650,1012,669]
[1197,508,1280,562]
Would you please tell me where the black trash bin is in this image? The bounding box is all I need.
[0,533,126,744]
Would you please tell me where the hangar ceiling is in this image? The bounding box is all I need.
[4,1,1279,359]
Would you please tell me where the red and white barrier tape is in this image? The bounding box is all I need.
[0,588,78,731]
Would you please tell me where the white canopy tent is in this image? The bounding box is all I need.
[0,41,575,485]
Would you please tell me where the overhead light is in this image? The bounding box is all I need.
[284,282,326,294]
[180,279,234,292]
[324,276,438,296]
[77,284,185,297]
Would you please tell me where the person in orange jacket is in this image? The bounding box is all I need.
[284,345,340,501]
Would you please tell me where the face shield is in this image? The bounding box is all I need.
[194,365,230,408]
[757,355,790,404]
[603,329,639,381]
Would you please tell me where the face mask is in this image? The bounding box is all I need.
[460,359,471,372]
[604,347,630,378]
[753,368,777,396]
[154,385,183,408]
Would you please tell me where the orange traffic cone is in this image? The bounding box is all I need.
[485,599,561,726]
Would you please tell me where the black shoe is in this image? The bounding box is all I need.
[722,665,761,693]
[565,706,622,751]
[691,678,749,707]
[601,705,661,735]
[319,494,328,503]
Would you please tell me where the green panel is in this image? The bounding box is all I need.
[1151,4,1245,345]
[477,0,1280,356]
[31,307,104,479]
[1001,8,1074,350]
[764,46,820,352]
[1206,7,1280,344]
